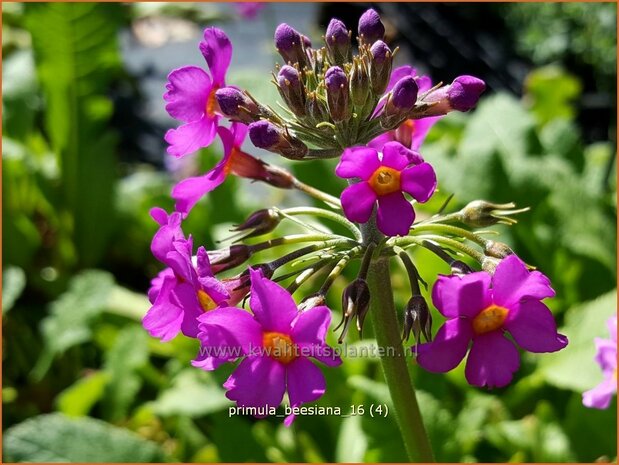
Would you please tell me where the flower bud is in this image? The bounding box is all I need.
[422,75,486,115]
[298,292,326,312]
[336,278,371,342]
[457,200,529,227]
[358,8,385,45]
[325,19,351,66]
[382,76,419,128]
[350,58,370,108]
[484,240,514,259]
[325,66,350,122]
[215,87,261,124]
[226,149,294,189]
[369,40,392,95]
[305,91,329,125]
[223,265,274,306]
[208,245,251,274]
[450,260,474,276]
[274,23,307,67]
[402,295,432,343]
[277,65,306,117]
[248,120,308,160]
[481,256,501,274]
[231,208,281,239]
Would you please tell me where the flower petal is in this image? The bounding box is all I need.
[165,116,217,158]
[583,377,616,409]
[173,281,205,338]
[231,121,248,147]
[200,27,232,85]
[286,357,326,409]
[340,182,377,224]
[335,147,381,180]
[504,300,568,353]
[171,164,227,215]
[492,255,555,307]
[381,141,411,170]
[401,162,437,203]
[164,66,211,122]
[193,307,263,370]
[594,338,617,374]
[223,355,286,411]
[386,66,417,93]
[431,272,492,319]
[410,116,441,151]
[291,306,342,367]
[376,192,414,236]
[143,275,184,341]
[465,332,520,388]
[367,132,395,151]
[148,268,175,303]
[416,318,473,373]
[249,268,299,332]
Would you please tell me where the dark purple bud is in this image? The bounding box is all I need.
[358,8,385,44]
[208,245,252,274]
[450,260,474,276]
[447,75,486,112]
[325,66,349,122]
[389,76,418,111]
[274,23,307,66]
[231,208,281,239]
[403,295,432,344]
[277,65,306,117]
[336,278,371,342]
[325,19,351,65]
[248,120,308,160]
[215,87,260,124]
[369,41,392,95]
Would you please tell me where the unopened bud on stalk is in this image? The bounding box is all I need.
[402,295,432,343]
[248,120,308,160]
[305,91,329,124]
[458,200,529,227]
[450,260,474,276]
[484,240,514,259]
[274,23,308,67]
[369,40,392,95]
[358,8,385,45]
[208,245,252,274]
[422,75,486,115]
[325,66,350,122]
[350,58,370,108]
[381,76,419,128]
[336,278,371,342]
[215,87,261,124]
[325,19,351,65]
[277,65,306,117]
[481,256,501,274]
[231,208,281,239]
[298,292,327,312]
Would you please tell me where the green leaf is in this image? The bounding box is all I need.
[151,369,230,417]
[335,415,367,463]
[539,290,617,391]
[2,266,26,314]
[3,413,166,462]
[56,371,110,417]
[525,66,582,125]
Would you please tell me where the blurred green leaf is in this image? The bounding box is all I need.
[525,66,582,125]
[2,266,26,314]
[539,290,617,391]
[335,414,367,463]
[3,413,166,462]
[57,371,110,417]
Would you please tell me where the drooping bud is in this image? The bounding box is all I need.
[298,292,326,312]
[402,295,432,344]
[450,260,474,276]
[481,256,501,274]
[350,57,370,108]
[325,19,351,66]
[484,240,514,259]
[215,87,261,124]
[358,8,385,45]
[277,65,306,117]
[457,200,529,227]
[227,149,295,189]
[421,75,486,115]
[369,40,392,95]
[231,208,281,240]
[208,245,252,274]
[274,23,307,67]
[248,120,308,160]
[325,66,349,122]
[381,76,419,128]
[336,278,371,342]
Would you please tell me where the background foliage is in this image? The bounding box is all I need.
[3,2,617,463]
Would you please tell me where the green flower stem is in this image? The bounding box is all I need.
[391,234,485,263]
[360,218,435,463]
[291,177,342,209]
[279,207,362,241]
[250,234,352,254]
[411,223,488,247]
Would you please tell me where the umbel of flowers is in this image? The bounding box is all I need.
[147,9,567,461]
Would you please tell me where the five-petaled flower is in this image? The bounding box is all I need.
[164,27,232,157]
[193,268,341,425]
[335,141,437,236]
[416,255,568,388]
[583,315,617,409]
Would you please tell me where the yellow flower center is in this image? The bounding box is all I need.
[262,332,298,364]
[369,166,401,196]
[471,305,509,335]
[197,290,217,312]
[205,87,220,116]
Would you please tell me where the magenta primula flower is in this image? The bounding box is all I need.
[193,268,341,425]
[164,27,232,158]
[416,255,568,388]
[370,66,442,151]
[583,316,617,409]
[335,141,437,236]
[172,123,273,215]
[144,208,230,341]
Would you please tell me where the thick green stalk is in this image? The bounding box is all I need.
[360,218,435,462]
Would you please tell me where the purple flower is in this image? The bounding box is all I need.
[423,75,486,115]
[164,28,232,158]
[358,8,385,44]
[370,66,442,151]
[233,2,266,19]
[416,255,568,388]
[583,316,617,409]
[172,123,268,215]
[335,142,436,236]
[193,268,342,425]
[274,23,307,66]
[144,208,230,341]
